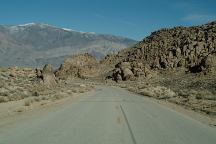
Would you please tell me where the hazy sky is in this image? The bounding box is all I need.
[0,0,215,40]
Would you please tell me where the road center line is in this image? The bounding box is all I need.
[120,105,137,144]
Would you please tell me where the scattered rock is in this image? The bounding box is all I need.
[106,61,152,81]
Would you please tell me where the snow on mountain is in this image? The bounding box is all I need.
[0,23,137,67]
[18,23,37,27]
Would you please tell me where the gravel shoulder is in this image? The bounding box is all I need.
[0,89,94,133]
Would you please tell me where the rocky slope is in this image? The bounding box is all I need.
[105,21,216,81]
[0,23,136,67]
[102,21,216,117]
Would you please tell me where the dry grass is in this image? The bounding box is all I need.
[132,86,176,99]
[0,68,95,106]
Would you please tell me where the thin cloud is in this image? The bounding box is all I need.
[181,14,216,23]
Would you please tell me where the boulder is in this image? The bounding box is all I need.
[36,64,57,88]
[132,68,145,77]
[55,53,99,79]
[111,68,122,82]
[121,68,134,81]
[201,54,216,73]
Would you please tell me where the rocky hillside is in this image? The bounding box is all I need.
[105,21,216,81]
[0,23,137,68]
[102,21,216,117]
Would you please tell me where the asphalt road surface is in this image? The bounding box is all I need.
[0,86,215,144]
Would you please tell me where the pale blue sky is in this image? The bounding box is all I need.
[0,0,215,40]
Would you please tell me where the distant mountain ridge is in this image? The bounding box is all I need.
[0,23,137,67]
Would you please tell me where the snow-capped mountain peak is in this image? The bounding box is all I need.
[9,23,97,35]
[61,28,85,33]
[18,23,37,27]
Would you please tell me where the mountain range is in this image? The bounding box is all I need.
[0,23,137,67]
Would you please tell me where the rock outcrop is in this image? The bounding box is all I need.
[106,61,151,82]
[36,64,57,87]
[106,21,216,81]
[55,53,99,79]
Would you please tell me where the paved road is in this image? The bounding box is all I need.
[0,86,215,144]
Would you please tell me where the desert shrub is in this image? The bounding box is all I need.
[16,108,25,113]
[138,86,176,99]
[119,84,127,88]
[32,91,39,97]
[24,99,35,106]
[24,100,31,106]
[71,89,78,93]
[0,87,10,96]
[178,90,190,98]
[196,93,216,101]
[34,97,41,102]
[0,82,4,88]
[65,90,73,95]
[127,86,137,92]
[0,96,9,103]
[138,85,148,89]
[53,95,65,100]
[79,89,86,93]
[41,96,48,100]
[139,89,155,97]
[179,89,216,100]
